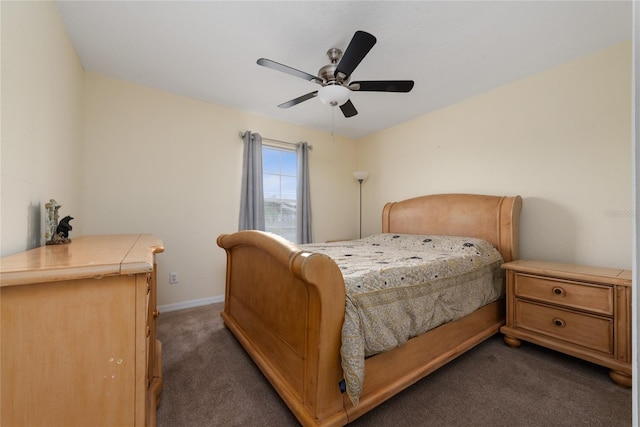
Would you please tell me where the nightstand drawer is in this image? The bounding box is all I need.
[515,300,613,354]
[515,274,613,316]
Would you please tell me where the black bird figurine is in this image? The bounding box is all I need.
[56,215,74,238]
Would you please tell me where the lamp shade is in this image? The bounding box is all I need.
[318,85,350,107]
[353,171,369,181]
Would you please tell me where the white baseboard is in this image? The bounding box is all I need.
[158,295,224,313]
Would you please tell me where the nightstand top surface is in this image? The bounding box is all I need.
[502,259,631,287]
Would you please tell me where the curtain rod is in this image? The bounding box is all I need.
[238,132,312,149]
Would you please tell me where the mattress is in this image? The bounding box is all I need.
[301,233,504,405]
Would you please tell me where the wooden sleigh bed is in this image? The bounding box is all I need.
[217,193,522,426]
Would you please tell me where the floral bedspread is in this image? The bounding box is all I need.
[301,233,504,405]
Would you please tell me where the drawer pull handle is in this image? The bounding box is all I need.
[553,318,566,328]
[153,309,160,319]
[552,287,565,296]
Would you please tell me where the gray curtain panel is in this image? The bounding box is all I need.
[238,131,265,231]
[296,141,312,243]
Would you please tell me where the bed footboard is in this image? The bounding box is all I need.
[217,231,348,426]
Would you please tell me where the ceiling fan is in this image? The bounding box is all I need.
[257,30,414,118]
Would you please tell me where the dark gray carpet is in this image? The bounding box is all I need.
[156,303,631,426]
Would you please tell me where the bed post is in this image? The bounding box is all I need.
[497,195,522,262]
[290,251,348,425]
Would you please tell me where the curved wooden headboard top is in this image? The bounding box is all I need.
[382,193,522,262]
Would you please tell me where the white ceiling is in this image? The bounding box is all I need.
[55,1,632,139]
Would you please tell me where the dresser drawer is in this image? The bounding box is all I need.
[515,274,613,316]
[515,300,613,354]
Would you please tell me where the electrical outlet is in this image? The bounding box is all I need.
[169,272,178,284]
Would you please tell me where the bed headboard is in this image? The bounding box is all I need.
[382,193,522,262]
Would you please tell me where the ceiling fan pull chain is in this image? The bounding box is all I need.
[331,107,335,144]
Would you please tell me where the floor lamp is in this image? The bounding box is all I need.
[353,171,369,238]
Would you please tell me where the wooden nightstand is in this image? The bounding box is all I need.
[500,259,632,387]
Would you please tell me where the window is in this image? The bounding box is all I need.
[262,146,298,242]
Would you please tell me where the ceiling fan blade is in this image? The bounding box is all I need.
[340,99,358,118]
[278,91,318,108]
[257,58,323,84]
[349,80,414,92]
[334,31,377,80]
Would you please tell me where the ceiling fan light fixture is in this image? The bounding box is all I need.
[318,84,350,107]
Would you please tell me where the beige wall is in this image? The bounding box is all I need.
[358,41,632,270]
[1,0,84,257]
[632,0,639,415]
[82,74,359,305]
[1,1,632,307]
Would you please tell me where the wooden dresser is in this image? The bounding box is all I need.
[500,259,632,387]
[0,234,164,426]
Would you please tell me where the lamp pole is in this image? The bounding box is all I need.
[357,178,364,238]
[353,171,369,239]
